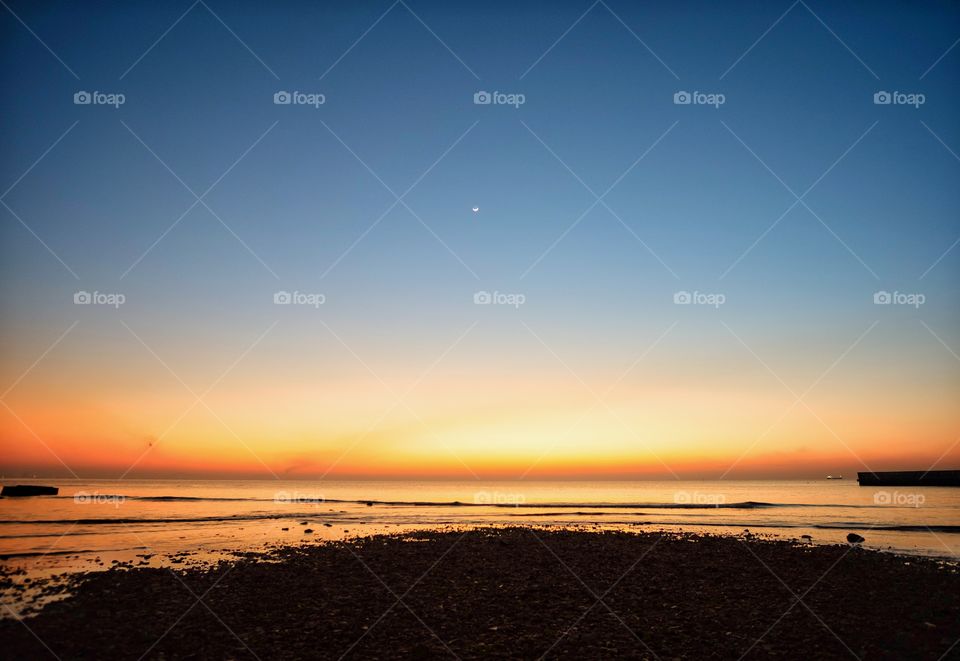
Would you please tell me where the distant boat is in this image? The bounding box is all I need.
[857,470,960,487]
[826,475,843,480]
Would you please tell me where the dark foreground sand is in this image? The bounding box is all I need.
[2,527,959,660]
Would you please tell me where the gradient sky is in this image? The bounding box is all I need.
[1,0,959,479]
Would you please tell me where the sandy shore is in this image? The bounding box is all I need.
[2,526,958,659]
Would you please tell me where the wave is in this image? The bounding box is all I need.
[1,512,957,535]
[0,510,960,539]
[37,495,881,509]
[499,514,960,534]
[51,495,258,502]
[0,546,148,559]
[812,523,960,533]
[0,513,298,525]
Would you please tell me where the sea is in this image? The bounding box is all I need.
[2,479,958,579]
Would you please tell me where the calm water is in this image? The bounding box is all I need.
[2,479,958,577]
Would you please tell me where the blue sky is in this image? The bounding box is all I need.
[1,0,959,478]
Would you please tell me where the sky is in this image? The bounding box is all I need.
[1,0,958,480]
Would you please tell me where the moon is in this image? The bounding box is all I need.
[472,207,479,213]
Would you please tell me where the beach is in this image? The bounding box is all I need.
[3,0,960,657]
[2,479,958,571]
[2,526,958,659]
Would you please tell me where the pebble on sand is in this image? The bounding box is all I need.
[847,533,865,544]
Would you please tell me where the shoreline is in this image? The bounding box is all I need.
[2,526,959,659]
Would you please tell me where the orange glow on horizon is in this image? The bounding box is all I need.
[3,332,958,480]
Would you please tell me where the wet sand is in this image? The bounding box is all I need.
[2,526,958,659]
